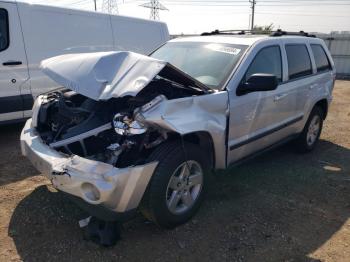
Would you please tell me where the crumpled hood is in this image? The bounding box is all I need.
[40,51,167,100]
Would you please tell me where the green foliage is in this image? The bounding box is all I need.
[253,23,274,34]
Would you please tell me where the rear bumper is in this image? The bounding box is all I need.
[20,119,158,215]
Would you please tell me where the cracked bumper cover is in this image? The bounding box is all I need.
[20,119,158,215]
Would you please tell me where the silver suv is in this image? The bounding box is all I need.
[21,31,335,228]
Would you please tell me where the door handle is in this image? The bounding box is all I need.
[274,93,288,102]
[2,61,22,66]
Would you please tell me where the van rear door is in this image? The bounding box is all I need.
[0,2,30,122]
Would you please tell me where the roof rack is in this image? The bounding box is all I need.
[200,29,316,38]
[270,29,316,38]
[200,29,256,36]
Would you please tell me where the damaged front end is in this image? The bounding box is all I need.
[21,51,228,219]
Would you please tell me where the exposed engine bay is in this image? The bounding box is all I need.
[36,76,207,168]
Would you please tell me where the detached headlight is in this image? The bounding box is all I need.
[128,120,147,135]
[112,95,167,136]
[113,113,147,136]
[113,113,129,135]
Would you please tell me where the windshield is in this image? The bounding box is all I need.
[151,42,248,89]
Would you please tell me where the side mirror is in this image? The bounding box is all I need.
[237,73,278,95]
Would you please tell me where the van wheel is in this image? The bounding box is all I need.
[140,141,207,229]
[296,106,323,153]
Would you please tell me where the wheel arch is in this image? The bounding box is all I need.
[314,99,328,119]
[168,131,216,170]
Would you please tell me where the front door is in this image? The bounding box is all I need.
[0,2,30,122]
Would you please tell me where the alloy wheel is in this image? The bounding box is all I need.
[165,160,203,215]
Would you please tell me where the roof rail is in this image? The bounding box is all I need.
[270,29,316,38]
[200,29,253,36]
[200,29,316,38]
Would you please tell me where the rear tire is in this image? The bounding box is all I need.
[295,106,323,153]
[140,141,208,229]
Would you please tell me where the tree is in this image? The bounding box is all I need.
[253,23,274,34]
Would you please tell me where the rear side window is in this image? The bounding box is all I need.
[286,44,312,80]
[311,44,332,72]
[0,8,9,52]
[245,45,282,82]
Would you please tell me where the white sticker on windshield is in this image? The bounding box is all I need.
[205,44,241,55]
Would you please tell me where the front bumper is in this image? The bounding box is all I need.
[20,119,158,215]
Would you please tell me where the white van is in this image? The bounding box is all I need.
[0,0,169,124]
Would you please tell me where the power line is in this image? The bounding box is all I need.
[35,0,350,7]
[256,11,350,17]
[224,0,348,1]
[127,0,350,5]
[161,3,350,7]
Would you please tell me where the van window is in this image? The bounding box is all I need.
[0,8,9,52]
[286,44,312,80]
[311,44,332,72]
[245,45,282,82]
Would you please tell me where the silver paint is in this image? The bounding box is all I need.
[21,119,158,212]
[136,92,229,169]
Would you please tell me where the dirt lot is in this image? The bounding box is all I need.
[0,81,350,262]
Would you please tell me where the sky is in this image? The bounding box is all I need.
[24,0,350,34]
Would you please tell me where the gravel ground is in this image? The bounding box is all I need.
[0,80,350,262]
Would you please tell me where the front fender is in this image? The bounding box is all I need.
[139,92,229,169]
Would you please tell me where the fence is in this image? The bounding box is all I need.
[317,32,350,78]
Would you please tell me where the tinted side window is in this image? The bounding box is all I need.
[0,8,9,52]
[245,45,282,82]
[311,44,332,72]
[286,44,312,80]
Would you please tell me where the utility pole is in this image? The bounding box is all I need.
[140,0,168,20]
[94,0,97,11]
[249,0,256,30]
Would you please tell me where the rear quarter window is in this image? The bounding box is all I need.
[0,8,9,52]
[286,44,312,80]
[311,44,332,72]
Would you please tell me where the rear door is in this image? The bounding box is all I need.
[308,43,335,107]
[282,43,315,124]
[0,2,30,122]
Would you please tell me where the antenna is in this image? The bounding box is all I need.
[102,0,119,14]
[140,0,168,20]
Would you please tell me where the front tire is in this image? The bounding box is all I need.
[295,106,323,153]
[140,141,208,229]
